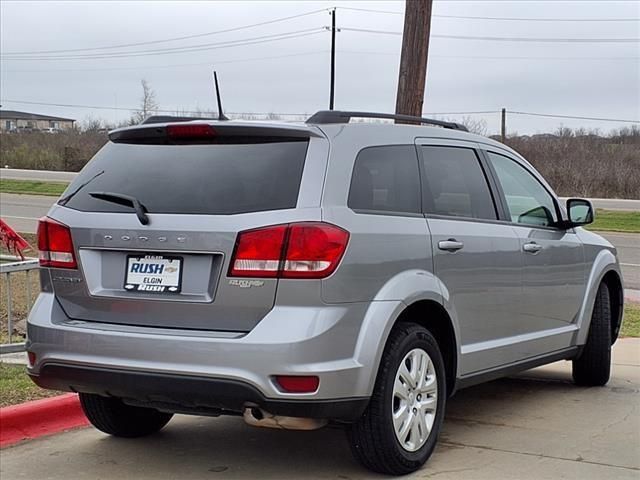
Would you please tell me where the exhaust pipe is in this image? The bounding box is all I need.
[243,407,327,431]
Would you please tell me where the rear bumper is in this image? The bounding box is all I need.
[26,292,393,418]
[30,363,368,421]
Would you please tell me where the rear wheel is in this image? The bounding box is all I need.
[573,283,612,386]
[79,393,173,438]
[347,324,446,475]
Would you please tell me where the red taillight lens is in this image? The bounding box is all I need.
[229,225,288,278]
[228,222,349,279]
[27,352,36,367]
[275,375,320,393]
[37,217,77,269]
[166,123,216,139]
[282,223,349,278]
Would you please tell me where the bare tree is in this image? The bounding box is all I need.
[460,116,488,136]
[130,79,159,124]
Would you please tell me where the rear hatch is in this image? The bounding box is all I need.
[45,122,323,332]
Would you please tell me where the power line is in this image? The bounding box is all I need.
[340,27,640,43]
[509,111,640,123]
[3,100,636,124]
[339,50,639,60]
[3,50,635,74]
[337,6,639,21]
[1,51,327,73]
[1,8,329,56]
[0,99,310,116]
[1,29,326,61]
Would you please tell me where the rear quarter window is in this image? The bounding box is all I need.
[61,140,308,215]
[348,145,421,215]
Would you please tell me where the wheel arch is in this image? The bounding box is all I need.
[576,249,623,346]
[601,270,624,343]
[395,300,458,397]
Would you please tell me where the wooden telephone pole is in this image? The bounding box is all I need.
[395,0,434,121]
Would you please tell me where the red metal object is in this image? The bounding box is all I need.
[0,218,32,260]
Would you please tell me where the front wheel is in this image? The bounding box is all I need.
[79,393,173,438]
[573,283,612,386]
[347,324,447,475]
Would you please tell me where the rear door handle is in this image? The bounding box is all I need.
[438,239,464,252]
[523,242,543,254]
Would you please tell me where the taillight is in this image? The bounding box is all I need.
[37,217,77,269]
[166,123,216,139]
[229,225,287,278]
[229,222,349,279]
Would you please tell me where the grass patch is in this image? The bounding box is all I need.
[0,179,68,196]
[0,363,60,407]
[588,209,640,234]
[621,302,640,338]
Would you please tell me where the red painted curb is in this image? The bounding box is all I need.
[0,393,89,448]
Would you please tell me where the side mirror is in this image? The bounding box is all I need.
[565,198,594,228]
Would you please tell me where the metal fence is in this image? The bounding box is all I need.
[1,255,39,354]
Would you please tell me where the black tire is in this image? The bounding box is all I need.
[347,323,447,475]
[79,393,173,438]
[573,283,612,386]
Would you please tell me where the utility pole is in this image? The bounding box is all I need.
[501,108,506,143]
[395,0,433,121]
[329,8,336,110]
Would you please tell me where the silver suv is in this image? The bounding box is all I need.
[27,111,624,475]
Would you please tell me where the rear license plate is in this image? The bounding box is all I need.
[124,255,182,293]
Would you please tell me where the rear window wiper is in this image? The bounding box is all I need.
[88,191,150,225]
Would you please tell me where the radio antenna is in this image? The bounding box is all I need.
[213,71,229,121]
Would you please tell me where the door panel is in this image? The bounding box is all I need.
[429,218,524,346]
[485,150,587,327]
[513,226,586,325]
[418,141,527,374]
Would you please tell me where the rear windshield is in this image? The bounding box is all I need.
[60,140,308,215]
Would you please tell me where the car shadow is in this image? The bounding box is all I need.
[83,367,586,479]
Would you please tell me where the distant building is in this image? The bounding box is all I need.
[0,110,75,132]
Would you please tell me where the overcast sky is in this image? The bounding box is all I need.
[1,0,638,134]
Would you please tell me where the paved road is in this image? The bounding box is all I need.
[2,192,637,288]
[0,193,54,234]
[603,232,640,290]
[0,168,77,183]
[1,338,638,479]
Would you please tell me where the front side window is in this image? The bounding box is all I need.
[487,151,558,227]
[421,146,497,220]
[348,145,421,215]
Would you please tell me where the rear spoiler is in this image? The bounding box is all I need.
[108,122,318,144]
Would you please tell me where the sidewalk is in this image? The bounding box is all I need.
[1,338,638,479]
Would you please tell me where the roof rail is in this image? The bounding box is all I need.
[305,110,468,131]
[140,115,214,125]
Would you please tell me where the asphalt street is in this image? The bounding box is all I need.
[1,338,638,479]
[0,168,78,183]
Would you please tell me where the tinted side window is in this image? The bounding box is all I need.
[348,145,421,215]
[421,146,497,220]
[487,152,558,227]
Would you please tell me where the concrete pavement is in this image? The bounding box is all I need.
[1,338,638,479]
